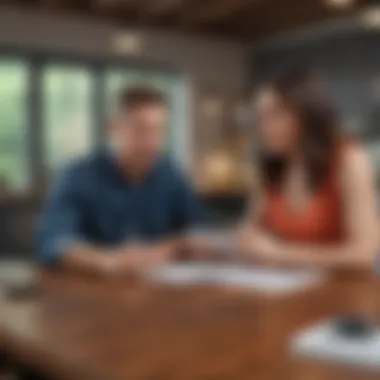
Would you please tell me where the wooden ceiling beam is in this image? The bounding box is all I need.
[233,0,374,39]
[136,0,200,25]
[177,0,263,26]
[136,0,202,26]
[91,0,147,23]
[9,0,376,41]
[235,0,334,38]
[144,0,192,15]
[94,0,138,11]
[39,0,67,7]
[11,0,40,5]
[36,0,92,11]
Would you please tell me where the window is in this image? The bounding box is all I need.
[0,53,187,194]
[0,58,29,192]
[42,64,94,171]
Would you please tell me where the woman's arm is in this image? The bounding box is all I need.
[251,146,378,269]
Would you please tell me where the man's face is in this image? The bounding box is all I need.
[110,103,168,170]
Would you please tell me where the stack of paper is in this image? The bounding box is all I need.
[147,262,325,294]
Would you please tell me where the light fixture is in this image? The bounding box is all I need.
[112,31,143,55]
[360,7,380,29]
[325,0,355,10]
[203,151,234,187]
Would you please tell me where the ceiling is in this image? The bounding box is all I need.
[9,0,377,40]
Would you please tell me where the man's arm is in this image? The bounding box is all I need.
[36,165,186,274]
[36,166,117,274]
[116,236,186,270]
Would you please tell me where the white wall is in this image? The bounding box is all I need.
[0,6,248,172]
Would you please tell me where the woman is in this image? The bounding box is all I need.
[239,68,378,269]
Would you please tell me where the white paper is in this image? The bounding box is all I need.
[0,260,37,287]
[147,262,324,294]
[1,301,40,338]
[291,320,380,370]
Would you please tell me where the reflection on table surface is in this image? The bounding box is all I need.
[1,268,380,380]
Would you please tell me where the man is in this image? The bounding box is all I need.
[36,86,202,275]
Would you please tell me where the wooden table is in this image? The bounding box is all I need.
[1,269,380,380]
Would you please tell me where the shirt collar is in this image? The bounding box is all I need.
[100,147,164,187]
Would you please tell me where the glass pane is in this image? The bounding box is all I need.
[43,65,94,171]
[0,58,29,193]
[105,69,144,117]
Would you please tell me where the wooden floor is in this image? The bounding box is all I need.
[1,269,380,380]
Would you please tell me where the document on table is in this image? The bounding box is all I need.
[0,260,37,286]
[147,262,325,294]
[291,320,380,371]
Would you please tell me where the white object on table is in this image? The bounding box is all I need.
[291,320,380,371]
[0,260,37,287]
[0,260,39,337]
[147,262,325,294]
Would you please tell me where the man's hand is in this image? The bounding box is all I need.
[249,232,283,264]
[63,239,180,277]
[115,240,179,273]
[63,245,126,277]
[184,235,218,259]
[184,231,237,260]
[115,244,156,272]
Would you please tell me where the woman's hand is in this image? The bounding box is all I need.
[249,232,283,264]
[234,226,254,255]
[234,227,283,265]
[184,234,223,260]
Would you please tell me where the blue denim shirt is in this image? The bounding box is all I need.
[36,151,202,263]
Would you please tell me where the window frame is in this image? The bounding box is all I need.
[0,55,32,192]
[0,47,187,193]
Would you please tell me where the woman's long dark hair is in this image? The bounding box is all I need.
[256,67,341,191]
